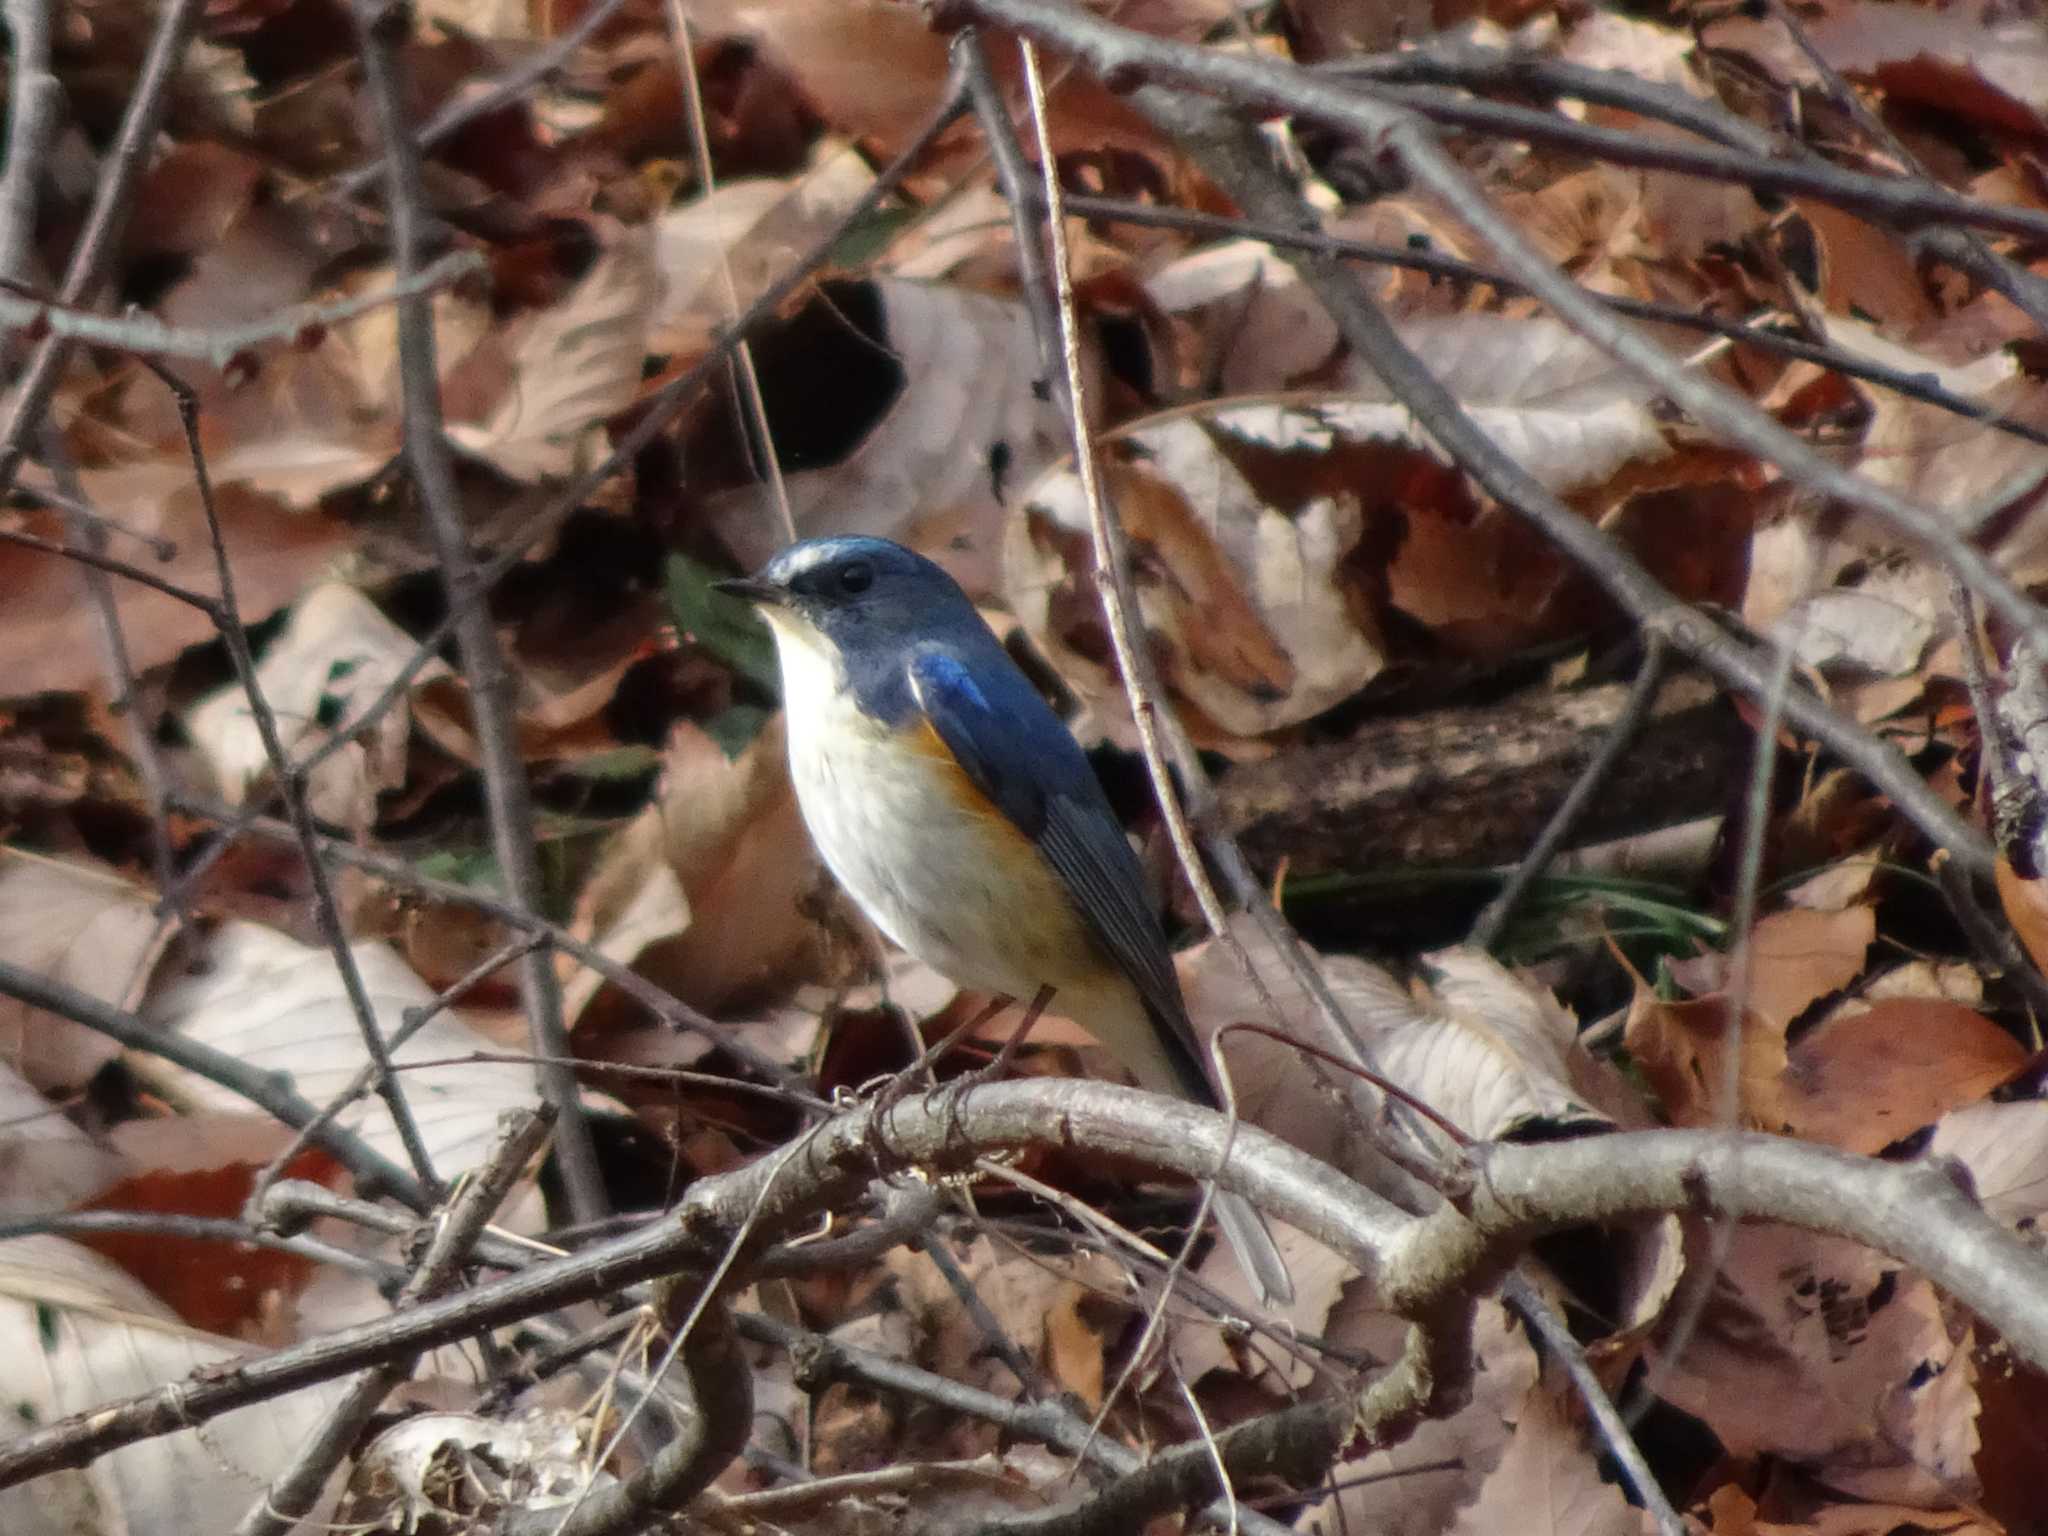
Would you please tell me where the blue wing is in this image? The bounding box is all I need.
[905,645,1212,1105]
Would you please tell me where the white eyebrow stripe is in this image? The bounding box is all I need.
[770,544,839,585]
[777,543,832,577]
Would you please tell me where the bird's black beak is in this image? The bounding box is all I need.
[712,574,786,607]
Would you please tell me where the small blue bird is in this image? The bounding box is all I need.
[718,535,1291,1305]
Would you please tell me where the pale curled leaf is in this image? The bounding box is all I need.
[338,1409,598,1528]
[1175,912,1421,1166]
[1010,404,1381,741]
[1559,11,1711,97]
[1930,1099,2048,1230]
[1144,240,1340,391]
[1758,315,2048,571]
[652,148,878,339]
[1387,947,1611,1144]
[1763,552,1946,680]
[1342,315,1669,484]
[143,921,599,1208]
[1177,928,1647,1377]
[0,1059,127,1215]
[0,850,171,1089]
[186,581,450,834]
[1009,329,1668,739]
[0,1235,352,1536]
[0,482,356,695]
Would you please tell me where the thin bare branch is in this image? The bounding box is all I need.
[0,0,205,493]
[1057,192,2048,452]
[0,250,482,362]
[1504,1270,1684,1536]
[0,0,61,289]
[168,374,448,1197]
[351,0,605,1223]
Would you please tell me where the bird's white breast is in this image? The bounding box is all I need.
[762,610,1091,1000]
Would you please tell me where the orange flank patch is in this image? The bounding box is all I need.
[905,715,1022,835]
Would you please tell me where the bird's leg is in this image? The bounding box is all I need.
[935,985,1057,1140]
[976,984,1057,1084]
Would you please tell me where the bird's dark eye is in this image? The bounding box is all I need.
[838,561,874,595]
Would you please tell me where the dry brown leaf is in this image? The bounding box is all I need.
[652,146,877,347]
[886,1237,1118,1406]
[78,1151,332,1338]
[1041,1283,1107,1411]
[1701,1487,1994,1536]
[1649,1224,1979,1505]
[1745,907,1877,1029]
[1697,1485,1784,1536]
[447,228,658,481]
[1809,1507,1997,1536]
[1811,2,2048,136]
[1643,906,1874,1130]
[1384,486,1573,652]
[568,717,828,1024]
[1791,199,1938,334]
[688,0,958,152]
[1785,997,2024,1154]
[0,483,357,695]
[689,0,1179,157]
[708,277,1070,598]
[1623,986,1790,1131]
[1445,1378,1654,1536]
[412,625,651,767]
[1305,1298,1539,1535]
